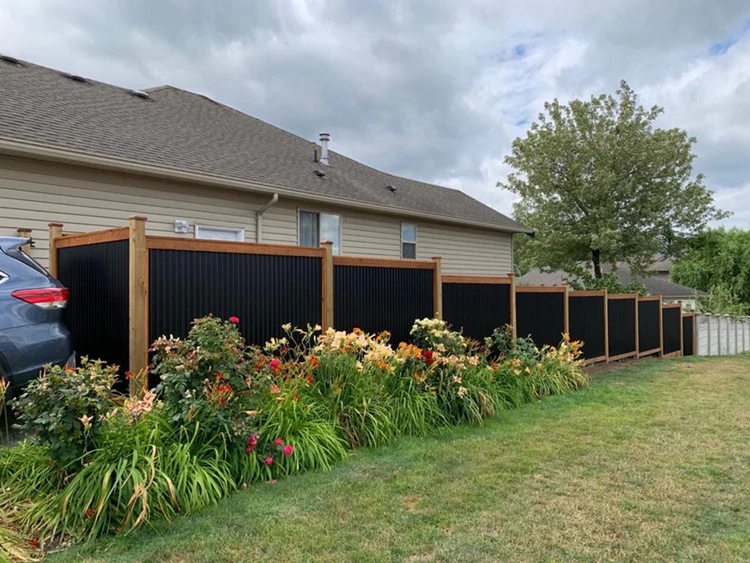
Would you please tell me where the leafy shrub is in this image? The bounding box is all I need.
[13,358,119,465]
[410,318,466,355]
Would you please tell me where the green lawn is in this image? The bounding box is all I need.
[51,356,750,562]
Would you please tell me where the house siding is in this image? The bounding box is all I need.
[0,155,513,275]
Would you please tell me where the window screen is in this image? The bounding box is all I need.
[402,223,417,259]
[299,211,319,247]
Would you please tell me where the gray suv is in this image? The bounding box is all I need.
[0,237,74,394]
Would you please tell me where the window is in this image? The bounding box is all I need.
[195,225,245,242]
[401,223,417,259]
[299,211,341,255]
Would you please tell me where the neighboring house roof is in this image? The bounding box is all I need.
[517,267,706,298]
[649,254,672,274]
[0,56,530,233]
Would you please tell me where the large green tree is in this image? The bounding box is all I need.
[672,227,750,311]
[502,81,727,278]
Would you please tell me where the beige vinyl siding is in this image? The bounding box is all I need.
[417,223,513,275]
[0,155,514,275]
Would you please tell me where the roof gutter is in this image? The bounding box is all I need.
[0,138,533,235]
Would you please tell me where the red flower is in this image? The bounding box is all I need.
[283,444,293,456]
[423,350,434,365]
[85,508,95,518]
[265,456,274,465]
[229,316,240,324]
[124,371,133,380]
[274,438,284,446]
[269,359,280,369]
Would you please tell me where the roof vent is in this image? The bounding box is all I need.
[313,169,327,178]
[386,184,397,193]
[63,72,88,83]
[0,54,21,66]
[319,132,330,166]
[130,89,151,100]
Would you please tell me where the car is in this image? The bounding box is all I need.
[0,237,74,396]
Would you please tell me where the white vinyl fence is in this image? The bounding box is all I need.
[696,314,750,356]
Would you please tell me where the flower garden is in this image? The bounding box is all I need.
[0,316,588,559]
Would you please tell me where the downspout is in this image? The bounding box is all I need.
[255,193,279,243]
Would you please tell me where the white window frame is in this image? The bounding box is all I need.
[194,224,245,242]
[401,222,418,259]
[298,209,342,255]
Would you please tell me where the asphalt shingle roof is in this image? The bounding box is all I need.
[0,57,528,232]
[517,267,705,297]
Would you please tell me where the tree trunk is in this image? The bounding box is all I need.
[592,249,602,279]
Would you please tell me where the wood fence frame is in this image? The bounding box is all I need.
[442,274,516,338]
[50,218,444,394]
[637,294,663,359]
[606,292,640,362]
[569,288,608,366]
[681,312,696,356]
[661,303,684,358]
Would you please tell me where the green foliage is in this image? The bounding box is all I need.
[569,270,647,295]
[5,316,591,556]
[410,318,466,355]
[13,358,119,465]
[502,80,727,279]
[151,316,257,438]
[672,227,750,313]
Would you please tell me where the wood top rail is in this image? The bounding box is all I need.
[682,312,696,317]
[662,303,682,309]
[515,285,567,293]
[55,226,130,249]
[638,295,662,302]
[442,275,512,284]
[608,293,639,300]
[332,256,436,269]
[146,236,325,257]
[569,290,606,297]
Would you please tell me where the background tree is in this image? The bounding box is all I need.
[672,227,750,314]
[502,81,727,279]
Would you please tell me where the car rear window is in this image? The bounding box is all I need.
[5,248,51,278]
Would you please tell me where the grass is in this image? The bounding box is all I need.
[50,356,750,562]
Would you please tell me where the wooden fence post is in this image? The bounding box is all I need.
[603,288,610,363]
[320,241,334,330]
[508,272,517,339]
[16,227,32,255]
[658,296,664,357]
[634,293,640,359]
[48,223,63,278]
[129,216,148,397]
[562,283,570,335]
[432,257,443,319]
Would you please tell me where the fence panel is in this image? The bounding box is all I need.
[662,305,682,357]
[442,277,511,340]
[515,288,566,348]
[607,296,637,360]
[568,292,606,362]
[638,298,661,357]
[148,249,322,347]
[334,260,435,344]
[682,314,695,356]
[57,239,129,373]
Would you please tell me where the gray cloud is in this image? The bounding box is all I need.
[0,0,749,226]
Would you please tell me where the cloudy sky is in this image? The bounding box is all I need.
[1,1,748,227]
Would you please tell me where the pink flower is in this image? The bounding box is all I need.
[265,456,274,465]
[229,316,240,324]
[269,359,280,369]
[283,444,293,456]
[242,483,248,490]
[271,384,281,394]
[274,438,284,446]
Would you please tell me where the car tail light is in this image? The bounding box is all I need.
[11,287,69,309]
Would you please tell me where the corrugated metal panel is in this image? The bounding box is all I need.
[638,300,660,353]
[682,316,694,356]
[149,250,322,346]
[569,296,606,359]
[608,298,636,358]
[662,308,682,355]
[443,283,510,340]
[334,265,433,344]
[57,240,129,373]
[516,292,565,348]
